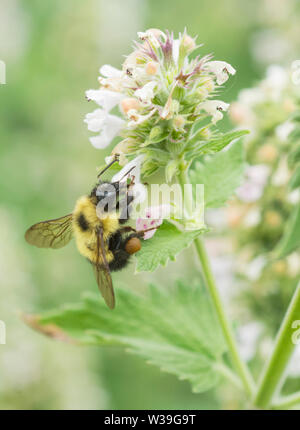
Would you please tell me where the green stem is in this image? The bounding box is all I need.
[178,168,256,399]
[254,282,300,409]
[215,362,243,393]
[272,391,300,410]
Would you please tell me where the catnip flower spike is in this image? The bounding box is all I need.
[85,28,236,179]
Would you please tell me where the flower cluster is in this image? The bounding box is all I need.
[85,28,235,179]
[226,65,300,360]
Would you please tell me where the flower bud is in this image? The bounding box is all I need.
[258,143,278,163]
[173,115,185,130]
[121,98,141,115]
[181,34,196,54]
[146,61,159,75]
[149,126,163,142]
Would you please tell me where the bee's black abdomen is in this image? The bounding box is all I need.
[108,231,140,272]
[77,213,89,231]
[109,250,131,272]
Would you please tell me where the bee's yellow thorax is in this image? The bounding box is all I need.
[72,195,120,264]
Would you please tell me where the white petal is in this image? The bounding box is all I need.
[172,39,180,64]
[86,89,124,111]
[99,64,122,78]
[134,81,156,104]
[200,100,229,123]
[205,61,236,85]
[84,109,105,132]
[112,155,144,183]
[89,135,111,149]
[104,114,124,142]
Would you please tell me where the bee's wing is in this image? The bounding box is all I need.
[25,214,73,249]
[92,226,115,309]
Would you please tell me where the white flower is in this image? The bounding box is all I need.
[205,61,236,85]
[84,109,124,149]
[137,29,164,48]
[275,121,295,142]
[134,81,156,105]
[99,64,122,78]
[98,65,124,92]
[265,65,288,92]
[200,100,230,123]
[136,204,171,239]
[85,89,124,112]
[112,155,144,183]
[127,108,156,128]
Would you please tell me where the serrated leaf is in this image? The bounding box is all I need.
[274,204,300,258]
[135,221,205,272]
[25,282,227,393]
[189,139,245,208]
[186,130,248,160]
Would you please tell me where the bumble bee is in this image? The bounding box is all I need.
[25,157,152,309]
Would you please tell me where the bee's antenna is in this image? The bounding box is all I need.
[97,154,119,178]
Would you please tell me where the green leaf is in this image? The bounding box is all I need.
[274,204,300,258]
[25,281,227,393]
[189,139,245,208]
[186,130,249,160]
[135,221,205,272]
[289,167,300,190]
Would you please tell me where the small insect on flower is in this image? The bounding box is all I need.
[25,156,157,309]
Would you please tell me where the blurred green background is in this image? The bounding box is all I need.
[0,0,299,410]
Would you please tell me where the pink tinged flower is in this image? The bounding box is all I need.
[204,61,236,85]
[200,100,230,124]
[84,109,124,149]
[136,204,171,240]
[85,89,124,112]
[237,165,270,203]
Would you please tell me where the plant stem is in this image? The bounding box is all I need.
[254,281,300,409]
[178,168,256,399]
[272,391,300,410]
[215,362,243,392]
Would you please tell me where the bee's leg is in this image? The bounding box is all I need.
[118,226,136,234]
[108,231,122,251]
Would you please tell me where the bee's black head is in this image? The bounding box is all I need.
[91,180,133,213]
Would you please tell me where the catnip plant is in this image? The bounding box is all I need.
[24,29,300,410]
